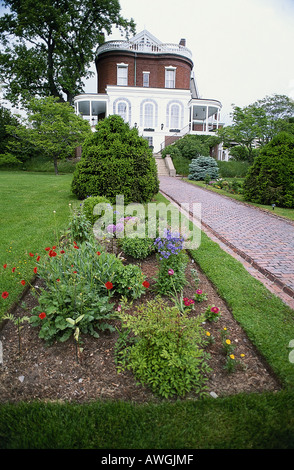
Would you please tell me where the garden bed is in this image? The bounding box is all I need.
[0,250,281,404]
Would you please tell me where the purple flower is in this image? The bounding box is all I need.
[168,269,174,275]
[107,224,116,233]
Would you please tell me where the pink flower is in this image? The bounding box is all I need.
[168,269,174,275]
[117,305,122,312]
[211,306,220,314]
[196,289,202,295]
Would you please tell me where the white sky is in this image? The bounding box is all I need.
[1,0,294,125]
[99,0,294,124]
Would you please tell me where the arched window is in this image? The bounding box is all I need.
[117,102,127,122]
[144,103,154,128]
[170,104,180,129]
[113,98,131,125]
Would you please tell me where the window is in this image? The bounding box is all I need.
[165,67,176,88]
[143,71,150,87]
[145,137,153,148]
[170,104,180,128]
[117,102,127,122]
[117,64,128,86]
[144,103,154,128]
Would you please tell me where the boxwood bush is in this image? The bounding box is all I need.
[71,115,159,204]
[243,132,294,208]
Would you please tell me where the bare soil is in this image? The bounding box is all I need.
[0,251,281,404]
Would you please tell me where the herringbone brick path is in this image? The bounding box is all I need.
[159,176,294,309]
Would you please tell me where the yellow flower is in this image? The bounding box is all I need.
[206,331,211,336]
[240,353,245,357]
[226,339,231,345]
[223,327,227,331]
[229,354,235,360]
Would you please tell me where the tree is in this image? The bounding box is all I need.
[71,115,159,203]
[217,104,267,163]
[242,132,294,208]
[217,94,294,162]
[5,96,92,174]
[0,0,135,105]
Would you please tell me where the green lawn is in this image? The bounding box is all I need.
[1,171,294,450]
[0,171,79,318]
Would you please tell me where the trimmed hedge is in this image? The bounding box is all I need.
[71,115,159,204]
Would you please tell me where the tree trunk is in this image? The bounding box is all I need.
[53,158,59,175]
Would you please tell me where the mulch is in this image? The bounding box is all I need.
[0,249,281,404]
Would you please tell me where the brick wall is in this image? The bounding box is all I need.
[96,51,193,92]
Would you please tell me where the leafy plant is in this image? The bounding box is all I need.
[119,236,156,259]
[82,195,112,225]
[115,297,211,398]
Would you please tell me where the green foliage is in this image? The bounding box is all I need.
[113,264,147,299]
[155,251,188,294]
[119,236,156,259]
[67,209,93,244]
[29,238,148,344]
[243,132,294,208]
[217,160,251,178]
[5,96,91,174]
[115,297,211,398]
[0,0,135,105]
[188,156,219,181]
[81,195,112,225]
[71,115,159,204]
[162,134,219,161]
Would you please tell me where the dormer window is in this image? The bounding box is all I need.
[117,63,128,86]
[165,66,176,88]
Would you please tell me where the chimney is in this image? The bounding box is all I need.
[179,38,186,46]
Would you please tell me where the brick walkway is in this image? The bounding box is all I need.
[159,176,294,310]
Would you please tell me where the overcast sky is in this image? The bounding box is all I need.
[1,0,294,125]
[100,0,294,124]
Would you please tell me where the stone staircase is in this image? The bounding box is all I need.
[154,152,175,176]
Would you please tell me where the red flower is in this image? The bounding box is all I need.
[73,271,77,274]
[52,246,56,249]
[60,250,65,254]
[1,291,9,300]
[142,281,150,288]
[33,267,37,274]
[45,247,50,251]
[29,252,34,257]
[105,281,113,290]
[21,280,26,286]
[3,264,7,269]
[36,256,40,262]
[96,251,101,255]
[12,267,16,273]
[39,312,46,319]
[49,250,57,257]
[56,279,60,282]
[74,245,79,249]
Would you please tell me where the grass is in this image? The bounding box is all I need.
[1,391,294,449]
[1,172,294,449]
[0,171,78,318]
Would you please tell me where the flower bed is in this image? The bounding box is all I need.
[0,232,281,403]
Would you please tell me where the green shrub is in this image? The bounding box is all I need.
[115,297,211,398]
[113,264,148,299]
[217,160,251,178]
[243,132,294,208]
[188,156,219,181]
[119,236,156,259]
[71,115,159,204]
[82,195,112,225]
[67,209,93,244]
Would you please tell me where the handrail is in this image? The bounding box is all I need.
[97,40,192,60]
[160,124,190,152]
